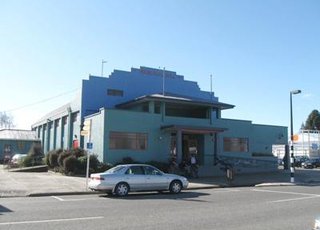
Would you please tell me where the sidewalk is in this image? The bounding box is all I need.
[1,165,319,197]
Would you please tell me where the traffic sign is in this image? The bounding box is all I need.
[80,130,89,136]
[81,119,92,136]
[87,142,93,149]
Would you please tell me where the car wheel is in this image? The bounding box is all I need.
[169,180,182,194]
[115,182,129,196]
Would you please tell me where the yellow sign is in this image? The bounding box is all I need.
[80,130,89,136]
[84,120,91,126]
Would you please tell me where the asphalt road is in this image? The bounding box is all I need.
[1,186,319,230]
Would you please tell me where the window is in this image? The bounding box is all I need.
[154,102,161,114]
[55,119,60,127]
[126,166,144,175]
[107,89,123,96]
[17,141,25,150]
[144,166,162,175]
[62,116,68,125]
[72,112,79,122]
[223,137,248,152]
[109,132,148,150]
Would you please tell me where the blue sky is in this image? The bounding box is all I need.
[1,0,319,133]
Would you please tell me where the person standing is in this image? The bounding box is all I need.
[190,154,199,178]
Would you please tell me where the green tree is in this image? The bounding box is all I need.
[305,110,320,130]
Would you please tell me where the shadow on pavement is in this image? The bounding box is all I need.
[99,191,211,201]
[0,205,13,215]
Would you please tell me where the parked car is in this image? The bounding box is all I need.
[294,156,309,167]
[314,218,320,230]
[301,158,320,169]
[89,164,189,196]
[10,154,27,166]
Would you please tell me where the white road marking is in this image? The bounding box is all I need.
[252,188,320,197]
[51,196,99,202]
[252,188,320,203]
[210,188,241,193]
[52,196,64,201]
[270,195,320,203]
[0,216,104,226]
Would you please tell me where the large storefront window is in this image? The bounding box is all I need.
[109,132,148,150]
[223,137,248,152]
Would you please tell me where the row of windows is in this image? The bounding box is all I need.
[107,89,123,97]
[109,132,147,150]
[223,137,248,152]
[108,131,248,153]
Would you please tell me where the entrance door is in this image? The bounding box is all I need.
[182,134,204,165]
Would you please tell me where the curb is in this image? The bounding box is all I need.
[28,191,101,197]
[4,181,320,198]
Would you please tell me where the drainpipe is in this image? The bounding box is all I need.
[41,124,45,152]
[213,133,218,165]
[177,129,182,163]
[67,107,72,149]
[46,119,51,153]
[53,120,57,149]
[161,102,166,122]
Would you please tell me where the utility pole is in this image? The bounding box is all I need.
[101,60,107,77]
[162,67,165,96]
[210,74,213,100]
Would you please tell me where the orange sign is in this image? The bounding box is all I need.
[293,134,299,141]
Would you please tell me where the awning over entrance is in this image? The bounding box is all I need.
[161,125,227,134]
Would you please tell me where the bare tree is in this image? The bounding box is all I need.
[0,112,14,129]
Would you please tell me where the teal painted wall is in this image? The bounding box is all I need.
[215,118,253,158]
[104,109,166,164]
[0,140,40,159]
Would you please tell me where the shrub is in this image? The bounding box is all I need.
[97,162,113,172]
[89,155,100,172]
[70,148,86,158]
[28,143,44,159]
[21,155,33,167]
[118,156,140,165]
[22,155,44,167]
[58,151,69,168]
[63,155,80,175]
[77,156,87,174]
[47,149,64,168]
[49,152,59,168]
[45,153,50,166]
[76,154,105,175]
[145,161,169,173]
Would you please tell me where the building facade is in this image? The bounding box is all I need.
[0,129,41,161]
[32,66,288,176]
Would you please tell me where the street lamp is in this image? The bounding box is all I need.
[290,89,301,183]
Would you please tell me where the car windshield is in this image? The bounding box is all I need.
[104,165,126,174]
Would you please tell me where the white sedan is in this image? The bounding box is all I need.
[89,164,189,196]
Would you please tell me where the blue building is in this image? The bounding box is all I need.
[0,129,41,161]
[32,67,288,176]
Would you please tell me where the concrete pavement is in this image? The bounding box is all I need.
[1,165,319,197]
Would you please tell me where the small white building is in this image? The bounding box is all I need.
[273,129,320,159]
[293,130,320,158]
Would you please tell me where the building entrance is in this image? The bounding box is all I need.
[170,133,204,165]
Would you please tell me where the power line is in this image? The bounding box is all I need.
[4,88,80,113]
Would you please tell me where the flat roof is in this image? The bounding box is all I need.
[116,93,235,110]
[0,129,40,141]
